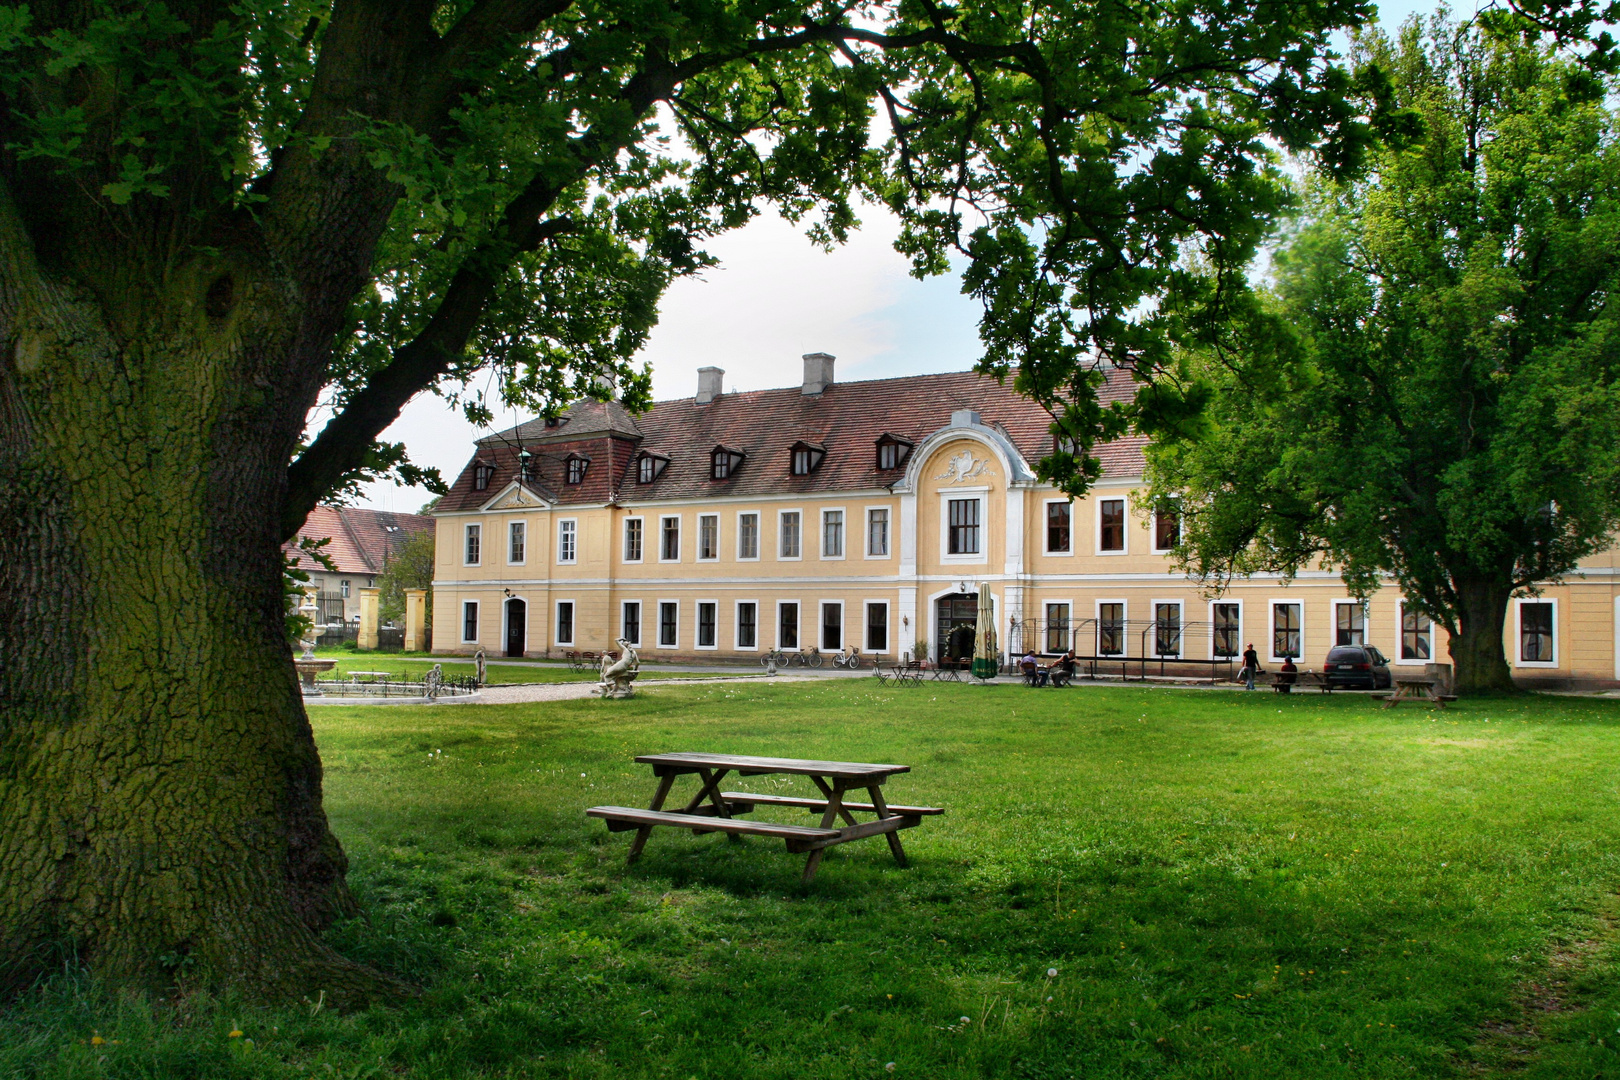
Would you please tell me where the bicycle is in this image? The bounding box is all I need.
[832,647,862,669]
[758,648,788,667]
[794,647,823,668]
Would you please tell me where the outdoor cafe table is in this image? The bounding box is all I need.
[587,752,942,883]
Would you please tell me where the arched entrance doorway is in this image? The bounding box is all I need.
[504,597,526,657]
[936,593,978,664]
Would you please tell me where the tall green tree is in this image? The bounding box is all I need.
[377,529,434,628]
[1147,12,1620,695]
[0,0,1398,998]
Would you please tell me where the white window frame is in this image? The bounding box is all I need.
[820,507,847,560]
[1209,598,1243,661]
[820,600,844,652]
[733,599,760,651]
[620,600,642,647]
[507,519,527,565]
[862,599,890,655]
[1513,597,1559,668]
[463,523,482,566]
[938,490,988,564]
[658,514,681,563]
[1150,508,1180,555]
[1043,498,1074,556]
[778,509,803,561]
[1332,598,1367,649]
[556,518,578,565]
[1094,598,1128,657]
[695,599,719,650]
[460,599,480,644]
[656,599,680,649]
[1394,599,1435,666]
[1095,493,1129,555]
[775,599,801,650]
[1269,599,1304,664]
[1150,598,1184,659]
[622,516,644,564]
[1042,598,1077,654]
[736,511,761,561]
[554,599,576,647]
[864,506,891,559]
[695,513,720,562]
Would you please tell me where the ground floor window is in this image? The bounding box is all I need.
[1213,603,1240,657]
[556,601,574,646]
[866,602,887,652]
[1097,602,1124,656]
[1400,603,1432,660]
[779,603,799,649]
[822,602,842,651]
[622,602,641,647]
[1336,602,1365,647]
[1045,603,1070,653]
[737,602,757,649]
[1273,602,1301,660]
[1154,602,1181,657]
[1520,602,1554,663]
[659,602,678,647]
[462,600,479,643]
[697,602,717,647]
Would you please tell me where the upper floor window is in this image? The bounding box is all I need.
[660,515,680,561]
[1046,502,1071,553]
[472,462,495,491]
[557,520,577,564]
[1099,498,1125,552]
[790,441,825,476]
[1153,509,1180,551]
[624,518,643,562]
[637,454,668,484]
[779,511,801,558]
[876,435,913,470]
[698,514,719,560]
[464,523,481,565]
[867,508,889,557]
[711,446,745,480]
[738,512,759,559]
[508,521,526,564]
[822,510,844,558]
[947,498,980,555]
[566,455,588,485]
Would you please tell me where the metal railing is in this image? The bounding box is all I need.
[1008,617,1240,682]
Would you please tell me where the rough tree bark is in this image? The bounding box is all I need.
[1448,578,1518,695]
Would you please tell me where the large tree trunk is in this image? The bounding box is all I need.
[1449,578,1518,695]
[0,249,391,1001]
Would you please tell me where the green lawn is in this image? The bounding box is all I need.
[7,683,1620,1078]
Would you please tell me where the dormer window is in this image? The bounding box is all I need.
[711,445,745,480]
[473,462,496,491]
[1053,432,1081,456]
[565,455,589,485]
[637,453,668,484]
[790,441,825,476]
[875,434,913,470]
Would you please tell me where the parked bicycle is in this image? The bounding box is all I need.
[832,647,862,669]
[792,647,823,668]
[758,648,789,667]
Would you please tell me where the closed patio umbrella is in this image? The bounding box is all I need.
[972,584,998,680]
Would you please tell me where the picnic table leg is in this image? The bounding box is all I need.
[867,784,909,869]
[801,781,852,883]
[810,776,860,827]
[682,768,740,840]
[627,772,677,865]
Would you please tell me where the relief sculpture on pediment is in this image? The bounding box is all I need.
[932,447,993,485]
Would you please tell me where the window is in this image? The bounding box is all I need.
[1400,603,1432,661]
[779,511,801,558]
[557,520,576,564]
[947,498,980,555]
[738,512,759,559]
[565,456,588,485]
[698,514,719,560]
[1098,602,1125,656]
[556,601,574,646]
[1047,502,1071,553]
[1213,603,1240,658]
[779,602,799,649]
[622,601,641,646]
[737,602,758,649]
[1272,602,1302,660]
[473,462,494,491]
[508,521,526,564]
[1045,603,1070,653]
[1154,602,1182,657]
[710,446,744,480]
[822,510,844,558]
[1520,602,1554,663]
[637,454,667,484]
[790,442,825,475]
[821,602,842,651]
[464,523,481,565]
[876,436,912,470]
[1099,499,1125,552]
[461,600,479,643]
[1335,602,1365,647]
[340,579,350,599]
[867,509,889,557]
[866,602,888,652]
[623,518,643,562]
[1153,510,1180,552]
[660,515,680,561]
[697,602,717,648]
[659,602,679,647]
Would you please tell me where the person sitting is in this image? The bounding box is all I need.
[1048,649,1077,687]
[1020,650,1046,686]
[1275,655,1298,693]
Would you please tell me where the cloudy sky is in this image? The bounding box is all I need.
[350,0,1461,514]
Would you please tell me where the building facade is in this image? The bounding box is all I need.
[285,505,435,627]
[430,357,1620,688]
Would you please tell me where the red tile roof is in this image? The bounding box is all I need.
[436,367,1145,511]
[284,505,435,575]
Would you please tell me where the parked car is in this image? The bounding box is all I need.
[1321,645,1393,690]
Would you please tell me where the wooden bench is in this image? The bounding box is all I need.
[722,791,944,817]
[587,806,840,847]
[1299,671,1334,693]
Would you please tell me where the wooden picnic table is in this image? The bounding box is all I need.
[587,752,942,883]
[1375,678,1456,709]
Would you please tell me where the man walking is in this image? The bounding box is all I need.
[1241,642,1260,690]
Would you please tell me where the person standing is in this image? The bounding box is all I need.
[1241,643,1260,690]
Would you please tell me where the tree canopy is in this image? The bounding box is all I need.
[1145,10,1620,693]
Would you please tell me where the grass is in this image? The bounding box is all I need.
[5,683,1620,1078]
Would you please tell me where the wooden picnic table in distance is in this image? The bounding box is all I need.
[1375,678,1457,709]
[586,752,942,883]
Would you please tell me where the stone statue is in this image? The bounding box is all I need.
[473,648,487,687]
[424,663,444,701]
[595,637,640,699]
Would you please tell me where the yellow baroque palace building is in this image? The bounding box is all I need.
[430,355,1620,688]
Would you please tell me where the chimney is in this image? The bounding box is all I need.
[696,366,723,404]
[801,352,836,396]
